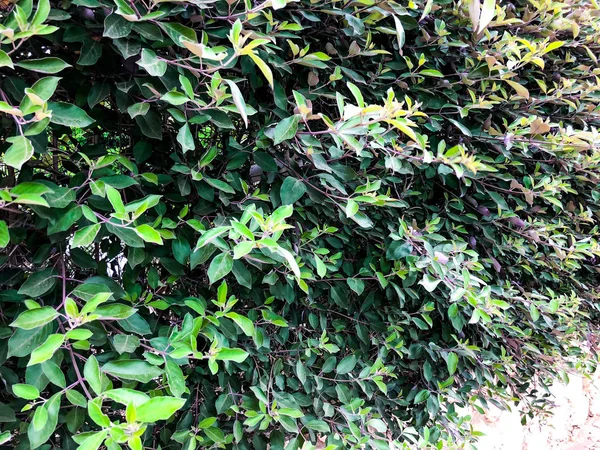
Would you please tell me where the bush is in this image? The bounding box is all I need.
[1,0,599,448]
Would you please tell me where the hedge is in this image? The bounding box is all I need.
[0,0,599,448]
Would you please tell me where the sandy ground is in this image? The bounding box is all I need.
[469,370,600,449]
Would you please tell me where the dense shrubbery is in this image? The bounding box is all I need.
[1,0,599,448]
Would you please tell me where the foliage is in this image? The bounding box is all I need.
[1,0,600,448]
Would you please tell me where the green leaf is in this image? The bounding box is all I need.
[216,394,234,414]
[4,136,34,170]
[32,0,50,25]
[135,224,163,245]
[488,190,509,211]
[414,389,430,404]
[225,312,255,337]
[95,303,137,320]
[77,430,108,450]
[32,405,48,430]
[447,118,472,137]
[87,82,110,108]
[136,110,163,140]
[419,274,441,293]
[11,306,58,330]
[166,361,186,398]
[78,39,103,66]
[446,352,459,375]
[16,57,71,74]
[336,355,357,374]
[215,347,249,363]
[41,360,66,388]
[0,220,9,248]
[247,52,274,87]
[224,79,248,128]
[28,393,61,449]
[135,397,186,423]
[66,389,87,408]
[102,360,163,383]
[104,13,133,39]
[278,408,304,418]
[105,185,125,215]
[28,333,65,366]
[0,50,14,69]
[420,69,444,77]
[127,102,150,119]
[273,115,300,145]
[306,420,330,433]
[208,252,233,284]
[84,355,104,395]
[177,123,195,153]
[13,383,40,400]
[204,177,235,194]
[88,398,111,427]
[386,241,412,260]
[137,48,167,76]
[13,194,50,207]
[280,177,306,205]
[48,102,95,127]
[103,388,150,407]
[8,324,53,357]
[113,334,140,354]
[73,224,101,248]
[477,0,496,34]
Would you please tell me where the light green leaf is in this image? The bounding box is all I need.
[247,52,273,87]
[10,306,58,330]
[32,405,48,431]
[28,334,65,366]
[166,361,186,398]
[135,224,163,245]
[195,226,230,249]
[77,430,108,450]
[4,136,34,170]
[73,224,101,248]
[13,194,49,207]
[477,0,496,34]
[0,220,9,248]
[102,360,163,383]
[135,397,186,423]
[84,355,104,395]
[393,15,405,52]
[13,383,40,400]
[225,312,255,337]
[29,393,61,449]
[446,352,459,375]
[224,79,248,128]
[16,58,71,74]
[105,185,125,215]
[215,347,249,363]
[0,50,14,69]
[103,388,150,407]
[88,398,111,427]
[306,420,330,433]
